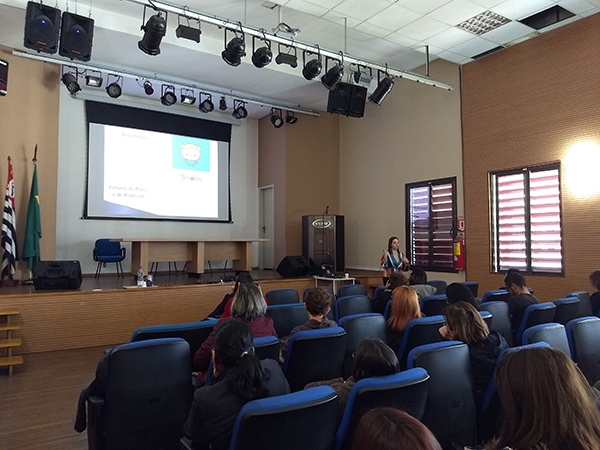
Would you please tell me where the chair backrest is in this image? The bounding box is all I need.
[265,288,301,305]
[335,294,372,321]
[566,316,600,384]
[397,316,445,369]
[522,323,571,358]
[253,336,281,361]
[338,313,387,378]
[98,338,192,450]
[266,304,309,338]
[129,319,217,367]
[228,386,339,450]
[553,298,581,326]
[303,286,333,301]
[282,327,347,391]
[334,368,430,450]
[479,310,492,328]
[407,341,476,449]
[421,294,448,317]
[383,299,392,320]
[372,285,386,300]
[337,284,367,299]
[481,289,510,303]
[516,303,556,343]
[460,281,479,297]
[94,239,124,260]
[427,280,447,295]
[567,291,594,316]
[478,301,514,347]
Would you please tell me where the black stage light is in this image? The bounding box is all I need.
[180,89,196,105]
[105,74,122,98]
[251,36,272,68]
[219,96,228,111]
[85,74,102,87]
[61,72,81,94]
[222,30,245,67]
[368,74,394,106]
[199,93,214,113]
[285,111,298,124]
[321,61,344,90]
[160,84,177,106]
[143,80,154,95]
[270,108,284,128]
[232,100,248,119]
[138,8,167,56]
[302,57,322,80]
[275,43,297,68]
[175,15,201,43]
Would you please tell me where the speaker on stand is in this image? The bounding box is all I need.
[276,255,311,278]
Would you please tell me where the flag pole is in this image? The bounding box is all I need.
[1,155,19,286]
[22,145,39,285]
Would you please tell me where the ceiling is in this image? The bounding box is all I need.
[0,0,598,118]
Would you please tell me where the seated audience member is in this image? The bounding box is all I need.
[439,302,508,403]
[589,269,600,314]
[486,346,600,450]
[205,272,254,319]
[279,287,337,361]
[184,320,290,450]
[351,407,442,450]
[194,283,276,376]
[372,272,409,315]
[385,286,422,352]
[445,282,480,309]
[503,271,539,333]
[304,338,400,423]
[408,267,437,300]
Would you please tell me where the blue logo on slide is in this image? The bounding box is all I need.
[172,136,211,172]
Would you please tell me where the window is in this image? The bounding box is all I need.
[490,163,563,274]
[406,177,456,272]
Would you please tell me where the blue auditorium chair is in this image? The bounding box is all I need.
[338,313,387,377]
[478,301,514,347]
[479,310,492,328]
[372,285,386,300]
[337,284,367,299]
[515,302,556,343]
[521,323,571,358]
[396,315,445,369]
[265,288,300,305]
[481,289,510,304]
[566,316,600,385]
[553,297,581,325]
[421,294,448,317]
[567,290,595,317]
[426,280,447,295]
[253,335,281,361]
[265,303,309,338]
[335,294,372,321]
[460,281,479,297]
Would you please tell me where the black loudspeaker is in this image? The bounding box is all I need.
[276,255,311,278]
[59,12,94,61]
[326,82,367,118]
[24,1,61,54]
[33,260,82,290]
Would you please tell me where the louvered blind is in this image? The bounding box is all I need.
[431,183,454,269]
[410,185,430,268]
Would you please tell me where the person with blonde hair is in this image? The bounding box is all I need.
[487,346,600,450]
[385,285,421,352]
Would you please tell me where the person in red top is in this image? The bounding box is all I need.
[194,283,276,376]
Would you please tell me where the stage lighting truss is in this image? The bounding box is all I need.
[302,47,322,81]
[368,69,394,106]
[275,43,297,68]
[270,107,284,128]
[285,111,298,124]
[105,74,123,98]
[138,6,167,56]
[85,70,103,87]
[222,26,245,67]
[61,66,81,94]
[321,54,344,90]
[180,87,196,105]
[232,99,248,119]
[160,83,177,106]
[251,33,272,69]
[198,92,214,113]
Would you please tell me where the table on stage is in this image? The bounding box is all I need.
[115,238,268,275]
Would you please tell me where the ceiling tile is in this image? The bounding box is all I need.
[480,19,534,44]
[286,0,330,16]
[302,0,345,8]
[332,0,393,21]
[354,21,394,38]
[384,33,420,47]
[426,26,474,48]
[448,35,499,56]
[491,0,555,20]
[438,49,468,63]
[365,4,421,32]
[396,16,451,41]
[559,0,599,14]
[427,0,487,25]
[320,11,362,28]
[412,43,445,55]
[470,0,506,8]
[395,0,452,15]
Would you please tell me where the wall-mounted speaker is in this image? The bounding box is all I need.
[326,82,367,118]
[24,1,61,54]
[59,12,94,61]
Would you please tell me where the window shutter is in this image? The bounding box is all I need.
[410,186,430,267]
[497,173,527,271]
[431,183,454,269]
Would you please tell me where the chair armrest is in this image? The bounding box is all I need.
[87,395,105,450]
[121,248,126,258]
[93,249,98,260]
[180,436,202,450]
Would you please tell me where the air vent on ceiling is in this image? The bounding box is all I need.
[472,46,505,60]
[456,10,511,36]
[519,5,575,30]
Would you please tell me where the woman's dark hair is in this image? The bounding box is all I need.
[444,302,488,345]
[387,236,399,253]
[590,270,600,291]
[387,272,409,291]
[212,320,268,401]
[304,287,332,316]
[409,267,427,285]
[351,407,442,450]
[352,338,400,381]
[232,271,254,295]
[445,282,478,309]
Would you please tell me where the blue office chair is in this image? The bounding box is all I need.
[93,239,126,278]
[338,313,387,377]
[522,323,571,358]
[566,316,600,385]
[265,288,300,305]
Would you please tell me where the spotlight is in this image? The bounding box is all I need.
[285,111,298,124]
[321,59,344,90]
[270,108,284,128]
[143,80,154,95]
[302,50,322,80]
[85,74,103,87]
[105,74,122,98]
[368,73,394,106]
[222,29,245,67]
[138,8,167,56]
[160,84,177,106]
[61,71,80,94]
[275,43,298,68]
[175,15,201,43]
[180,88,196,105]
[232,100,248,119]
[219,96,227,111]
[199,93,214,113]
[251,36,272,68]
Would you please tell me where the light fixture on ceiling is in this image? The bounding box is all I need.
[232,99,248,119]
[180,88,196,105]
[270,108,284,128]
[285,111,297,124]
[175,14,201,43]
[275,43,297,68]
[142,80,154,95]
[219,96,227,110]
[198,92,214,113]
[352,64,373,88]
[105,74,122,98]
[251,34,272,68]
[368,70,394,106]
[138,7,167,56]
[160,84,177,106]
[222,27,246,67]
[302,48,322,81]
[321,56,343,90]
[85,71,103,87]
[61,66,81,94]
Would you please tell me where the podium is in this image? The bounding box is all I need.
[302,215,345,272]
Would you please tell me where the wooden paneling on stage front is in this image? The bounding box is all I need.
[2,277,357,354]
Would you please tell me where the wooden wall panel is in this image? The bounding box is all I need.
[462,13,600,302]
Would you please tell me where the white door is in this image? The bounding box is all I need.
[259,186,275,269]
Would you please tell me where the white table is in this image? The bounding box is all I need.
[313,275,356,294]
